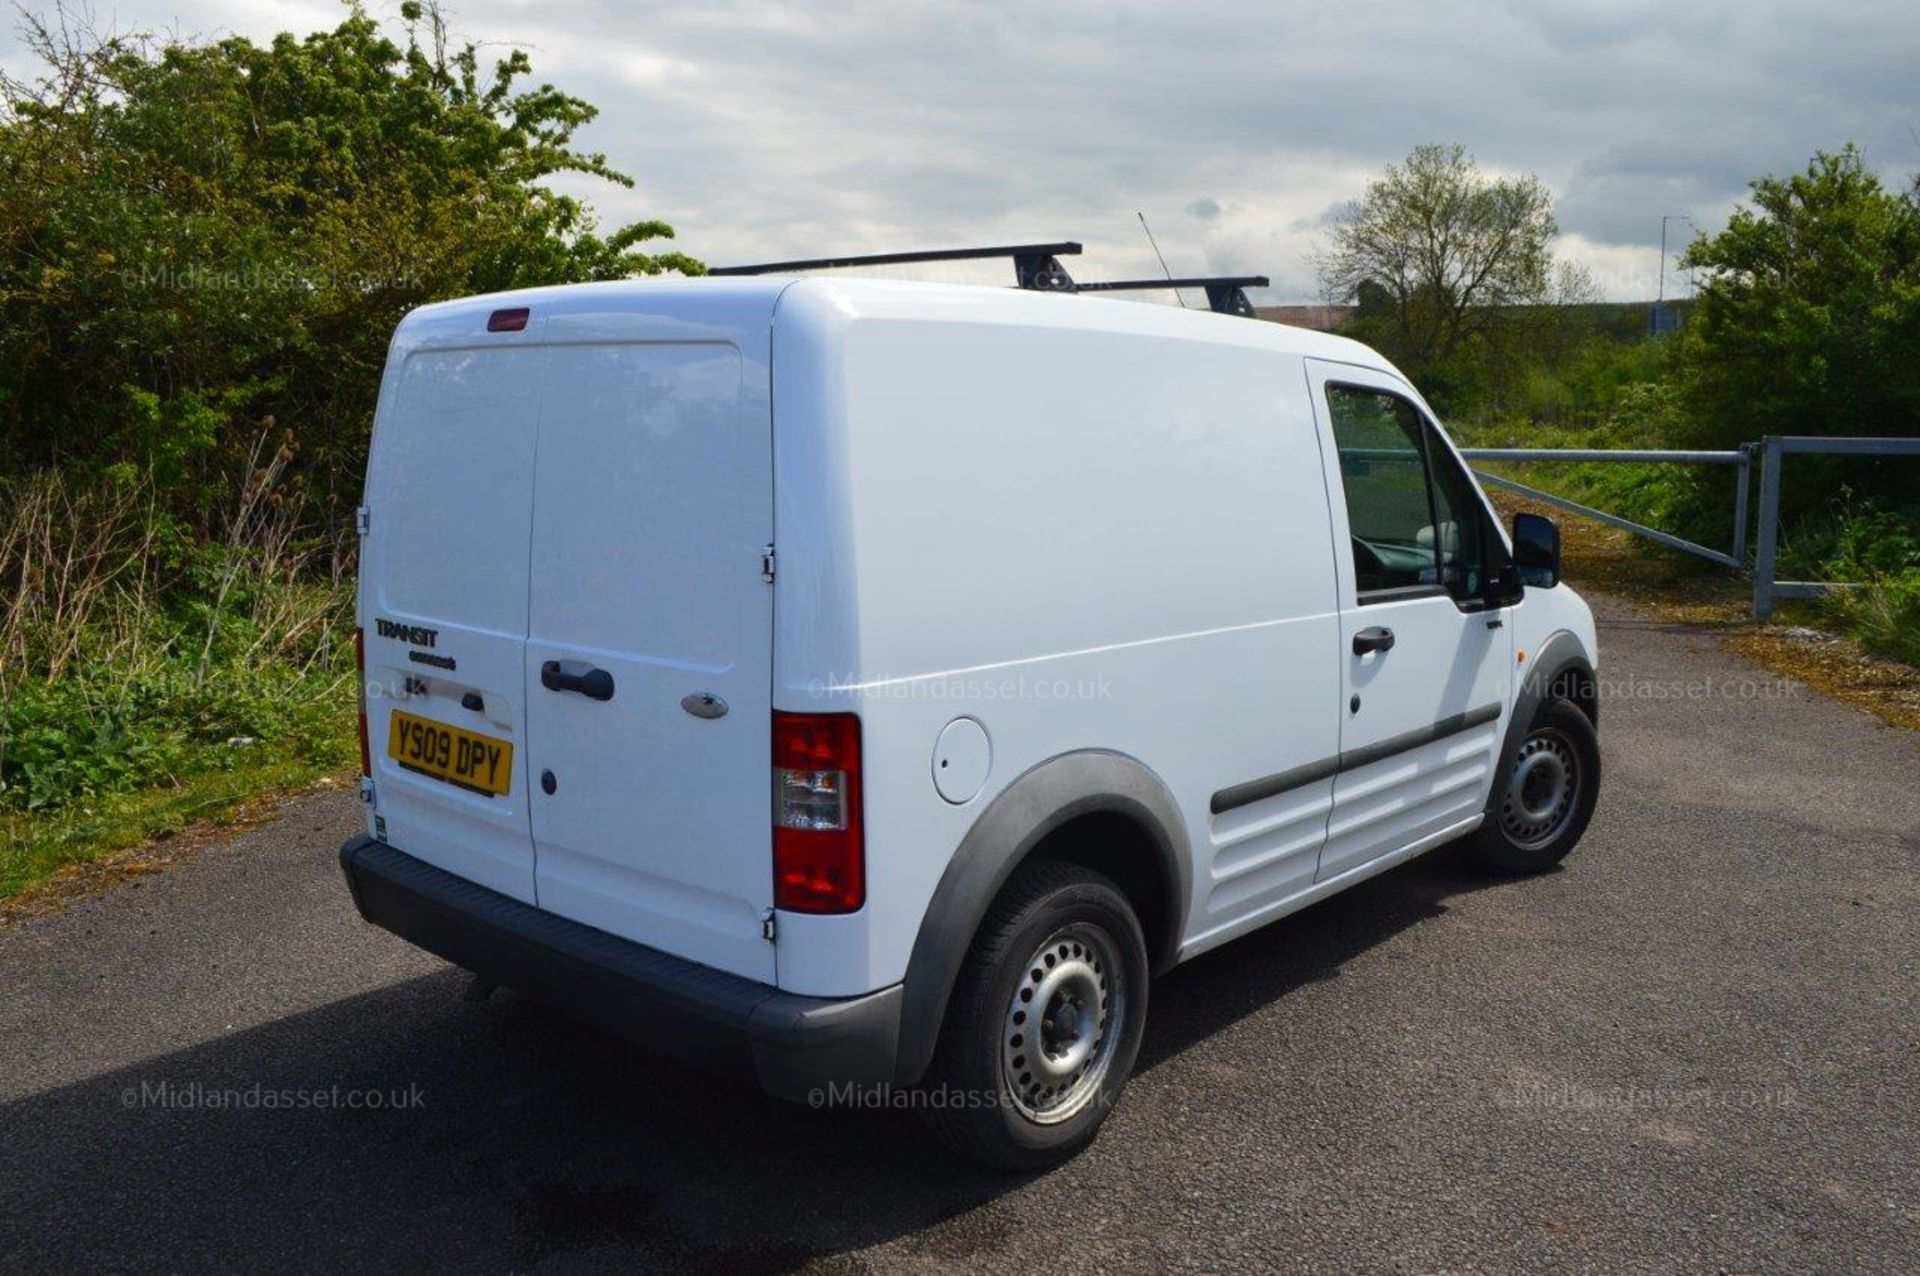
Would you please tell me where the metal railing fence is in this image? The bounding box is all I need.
[1748,436,1920,619]
[1457,437,1920,619]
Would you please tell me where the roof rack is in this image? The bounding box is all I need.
[709,242,1082,292]
[1074,275,1269,318]
[708,245,1268,318]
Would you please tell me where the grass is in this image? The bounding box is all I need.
[1482,482,1920,735]
[1456,405,1920,712]
[1,456,358,908]
[0,677,355,905]
[0,752,347,909]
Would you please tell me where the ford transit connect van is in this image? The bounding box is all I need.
[340,277,1600,1168]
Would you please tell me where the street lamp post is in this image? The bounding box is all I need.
[1657,214,1693,303]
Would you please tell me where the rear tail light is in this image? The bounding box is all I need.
[772,711,863,913]
[354,626,371,778]
[487,307,529,332]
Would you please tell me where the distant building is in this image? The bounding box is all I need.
[1256,304,1356,332]
[1257,299,1692,338]
[1648,301,1688,337]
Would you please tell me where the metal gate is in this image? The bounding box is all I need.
[1460,437,1920,619]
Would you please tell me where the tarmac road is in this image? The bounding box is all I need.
[3,594,1916,1272]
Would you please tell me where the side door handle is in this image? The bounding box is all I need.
[1352,626,1396,656]
[540,661,615,701]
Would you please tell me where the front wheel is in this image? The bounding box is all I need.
[920,861,1149,1171]
[1467,696,1601,873]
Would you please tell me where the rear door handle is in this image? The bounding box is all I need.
[540,661,615,701]
[1352,626,1396,656]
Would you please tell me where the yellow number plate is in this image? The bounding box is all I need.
[387,710,513,797]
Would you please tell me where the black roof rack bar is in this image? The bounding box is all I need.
[710,242,1082,292]
[1073,275,1269,292]
[1075,275,1270,318]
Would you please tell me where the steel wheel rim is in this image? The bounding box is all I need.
[1500,727,1579,850]
[1001,923,1124,1125]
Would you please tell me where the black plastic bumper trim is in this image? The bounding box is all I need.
[338,836,900,1102]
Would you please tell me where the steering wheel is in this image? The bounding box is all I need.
[1350,535,1390,587]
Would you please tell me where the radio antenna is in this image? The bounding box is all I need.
[1136,211,1187,308]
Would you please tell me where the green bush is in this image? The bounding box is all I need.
[1781,493,1920,665]
[1,654,352,811]
[1,2,698,537]
[0,461,353,815]
[2,680,188,809]
[1818,576,1920,666]
[0,4,691,890]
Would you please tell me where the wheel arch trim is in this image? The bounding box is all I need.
[1488,628,1596,820]
[892,749,1191,1087]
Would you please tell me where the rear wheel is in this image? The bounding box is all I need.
[1468,696,1600,873]
[920,861,1149,1171]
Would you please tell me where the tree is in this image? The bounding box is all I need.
[0,2,700,531]
[1674,146,1920,450]
[1314,144,1557,373]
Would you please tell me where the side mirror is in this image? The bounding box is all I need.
[1512,512,1561,588]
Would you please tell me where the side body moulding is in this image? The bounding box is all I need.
[1210,703,1504,815]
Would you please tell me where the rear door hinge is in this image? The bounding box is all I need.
[760,544,776,584]
[355,505,371,536]
[761,907,777,943]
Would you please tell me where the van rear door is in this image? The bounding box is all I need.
[360,319,547,903]
[524,313,776,983]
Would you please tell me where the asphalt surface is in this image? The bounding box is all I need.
[3,594,1917,1273]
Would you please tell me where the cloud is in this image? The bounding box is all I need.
[7,0,1915,301]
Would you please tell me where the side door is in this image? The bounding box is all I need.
[1305,359,1516,882]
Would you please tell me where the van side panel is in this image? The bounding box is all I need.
[772,284,1343,997]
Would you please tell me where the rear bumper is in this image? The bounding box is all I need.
[339,836,901,1103]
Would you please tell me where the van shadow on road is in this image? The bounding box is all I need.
[1135,845,1519,1075]
[0,849,1514,1270]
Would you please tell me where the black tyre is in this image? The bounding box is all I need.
[920,860,1149,1171]
[1467,695,1601,873]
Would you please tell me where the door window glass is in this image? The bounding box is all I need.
[1424,426,1493,601]
[1326,387,1439,594]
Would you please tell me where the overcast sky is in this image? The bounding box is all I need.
[7,1,1917,302]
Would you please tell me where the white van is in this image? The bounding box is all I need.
[340,277,1600,1168]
